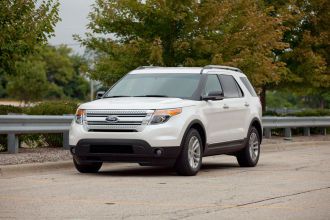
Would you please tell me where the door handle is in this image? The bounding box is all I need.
[223,104,229,109]
[244,102,250,107]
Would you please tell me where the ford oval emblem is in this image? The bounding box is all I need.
[105,116,119,123]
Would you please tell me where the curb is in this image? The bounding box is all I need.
[261,140,330,152]
[0,160,73,177]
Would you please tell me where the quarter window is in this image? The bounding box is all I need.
[240,77,258,97]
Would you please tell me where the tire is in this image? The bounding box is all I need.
[73,156,103,173]
[236,126,260,167]
[175,128,203,176]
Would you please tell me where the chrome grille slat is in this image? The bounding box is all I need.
[85,109,152,132]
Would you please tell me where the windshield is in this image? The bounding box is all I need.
[105,73,201,99]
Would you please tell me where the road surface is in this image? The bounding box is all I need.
[1,142,329,219]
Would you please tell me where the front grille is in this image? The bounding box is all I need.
[85,109,152,132]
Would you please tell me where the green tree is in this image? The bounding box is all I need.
[79,0,289,98]
[40,45,89,100]
[0,0,60,97]
[265,0,330,108]
[6,58,49,104]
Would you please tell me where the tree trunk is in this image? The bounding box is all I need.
[260,87,266,113]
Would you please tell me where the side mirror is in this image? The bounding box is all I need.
[202,91,224,101]
[96,91,105,99]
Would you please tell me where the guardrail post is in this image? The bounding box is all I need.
[303,127,310,136]
[321,128,327,136]
[284,128,292,139]
[264,128,271,138]
[63,131,70,149]
[7,133,19,154]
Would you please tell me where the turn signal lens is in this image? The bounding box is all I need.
[75,109,86,124]
[154,108,182,116]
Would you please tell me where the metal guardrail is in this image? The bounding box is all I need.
[0,115,329,154]
[0,115,74,153]
[263,116,330,138]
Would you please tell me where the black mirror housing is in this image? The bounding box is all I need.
[96,91,105,99]
[201,91,224,101]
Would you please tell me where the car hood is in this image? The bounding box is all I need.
[79,97,198,110]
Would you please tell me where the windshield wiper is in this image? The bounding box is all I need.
[134,95,169,97]
[103,95,131,98]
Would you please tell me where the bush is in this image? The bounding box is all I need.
[0,105,23,115]
[23,100,79,148]
[287,109,330,117]
[263,109,330,117]
[25,100,79,115]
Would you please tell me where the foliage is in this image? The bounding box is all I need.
[266,0,330,108]
[266,90,302,109]
[25,100,79,115]
[4,45,90,102]
[78,0,289,87]
[39,45,89,100]
[0,0,60,97]
[6,57,49,103]
[0,105,23,115]
[264,109,330,116]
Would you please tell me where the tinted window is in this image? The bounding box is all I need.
[105,73,201,99]
[240,77,258,97]
[219,75,240,98]
[204,75,222,95]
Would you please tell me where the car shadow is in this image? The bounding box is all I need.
[95,162,240,177]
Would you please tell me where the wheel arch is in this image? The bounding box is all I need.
[181,119,207,152]
[249,117,263,143]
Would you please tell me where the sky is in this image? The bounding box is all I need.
[48,0,95,54]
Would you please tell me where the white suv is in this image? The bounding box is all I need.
[69,65,262,176]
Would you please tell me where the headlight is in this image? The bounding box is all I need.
[150,108,182,125]
[75,109,86,124]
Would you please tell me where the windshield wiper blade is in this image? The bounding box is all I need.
[103,95,131,98]
[134,95,169,97]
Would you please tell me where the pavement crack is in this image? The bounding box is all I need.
[180,186,330,219]
[235,186,330,208]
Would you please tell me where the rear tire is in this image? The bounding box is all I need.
[236,127,260,167]
[175,129,203,176]
[73,156,102,173]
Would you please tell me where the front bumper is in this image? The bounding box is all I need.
[70,139,181,165]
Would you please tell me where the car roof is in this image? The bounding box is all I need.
[130,66,246,77]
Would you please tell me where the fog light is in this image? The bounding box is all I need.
[155,149,163,156]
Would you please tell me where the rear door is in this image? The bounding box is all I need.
[218,74,249,141]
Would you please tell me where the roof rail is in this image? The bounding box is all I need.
[136,66,160,70]
[200,65,242,74]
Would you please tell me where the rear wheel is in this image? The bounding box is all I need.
[236,127,260,167]
[175,129,203,176]
[73,156,102,173]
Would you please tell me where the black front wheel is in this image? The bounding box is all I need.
[73,156,103,173]
[236,127,260,167]
[175,129,203,176]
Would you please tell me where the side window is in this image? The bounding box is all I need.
[219,75,241,98]
[240,77,258,97]
[204,75,222,95]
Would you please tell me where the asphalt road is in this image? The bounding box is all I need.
[1,142,330,219]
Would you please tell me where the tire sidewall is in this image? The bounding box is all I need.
[246,127,260,166]
[178,129,203,174]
